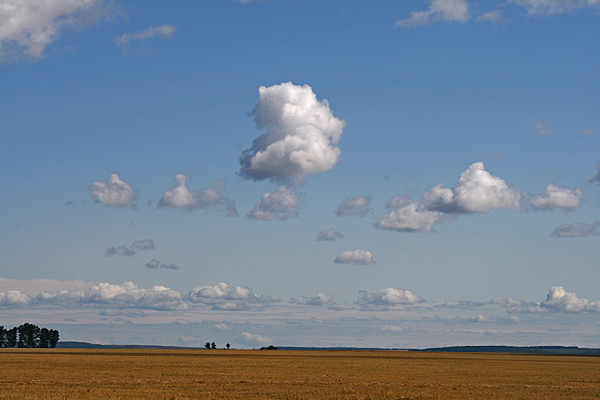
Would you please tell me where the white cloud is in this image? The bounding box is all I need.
[535,121,554,136]
[115,24,176,52]
[33,281,188,311]
[316,228,345,241]
[395,0,471,28]
[541,286,600,312]
[158,175,237,215]
[247,186,300,221]
[187,282,278,311]
[530,184,586,211]
[381,325,403,332]
[145,259,179,270]
[467,314,494,322]
[356,288,423,311]
[239,82,345,183]
[551,221,599,237]
[212,322,231,331]
[0,278,93,296]
[334,249,375,265]
[290,292,334,306]
[436,301,485,309]
[236,332,272,347]
[89,174,136,208]
[375,201,443,232]
[422,162,522,214]
[132,239,155,250]
[587,160,600,184]
[0,0,108,62]
[0,290,31,307]
[477,9,504,22]
[335,196,372,217]
[490,296,545,313]
[492,287,600,314]
[508,0,600,15]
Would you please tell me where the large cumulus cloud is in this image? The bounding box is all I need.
[422,162,522,214]
[239,82,345,184]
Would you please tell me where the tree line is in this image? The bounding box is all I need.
[0,323,59,348]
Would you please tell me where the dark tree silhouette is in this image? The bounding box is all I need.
[18,323,40,348]
[48,329,59,348]
[204,342,211,349]
[0,324,58,348]
[226,343,230,349]
[0,326,6,348]
[39,328,49,348]
[6,327,17,348]
[211,342,216,350]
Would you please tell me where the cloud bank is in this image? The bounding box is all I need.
[33,281,188,311]
[239,82,345,184]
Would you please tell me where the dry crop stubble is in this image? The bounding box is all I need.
[1,349,600,399]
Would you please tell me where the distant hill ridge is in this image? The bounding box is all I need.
[56,342,600,355]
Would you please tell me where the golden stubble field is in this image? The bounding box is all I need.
[1,349,599,399]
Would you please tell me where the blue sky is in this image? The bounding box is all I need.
[1,0,600,348]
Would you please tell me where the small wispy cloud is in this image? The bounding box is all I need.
[535,121,554,136]
[145,259,180,270]
[115,24,176,53]
[395,0,471,28]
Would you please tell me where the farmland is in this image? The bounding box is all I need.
[1,349,599,399]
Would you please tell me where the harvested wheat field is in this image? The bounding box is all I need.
[1,349,599,399]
